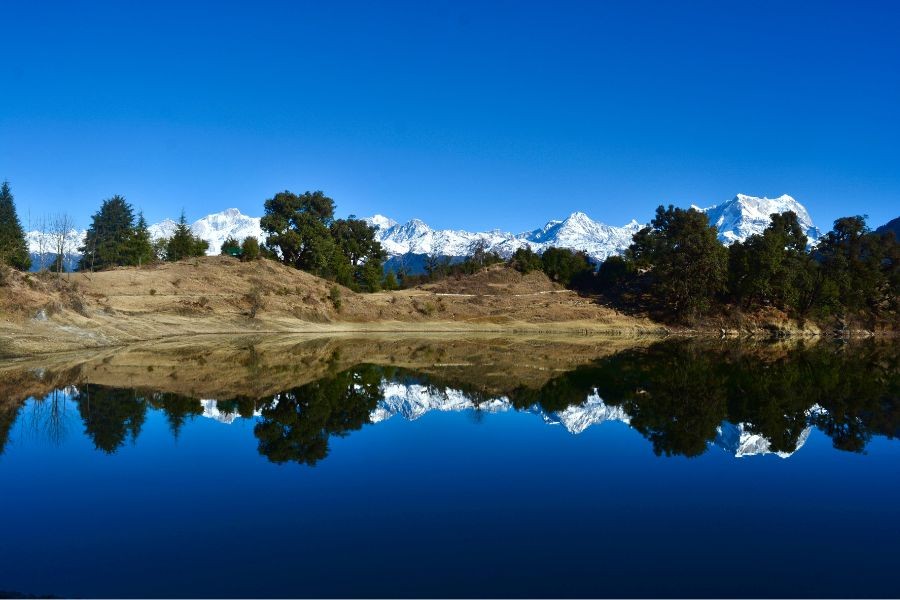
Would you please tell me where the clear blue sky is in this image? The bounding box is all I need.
[2,0,898,232]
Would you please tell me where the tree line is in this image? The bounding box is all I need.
[1,183,392,293]
[2,180,896,324]
[592,206,898,327]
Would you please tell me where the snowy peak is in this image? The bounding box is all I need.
[23,191,822,265]
[370,211,645,263]
[188,208,263,255]
[363,214,398,230]
[700,193,820,245]
[144,209,263,255]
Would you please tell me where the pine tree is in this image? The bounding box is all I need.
[165,210,209,261]
[79,195,136,271]
[128,212,155,266]
[0,181,32,271]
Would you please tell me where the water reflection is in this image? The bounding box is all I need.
[1,339,897,463]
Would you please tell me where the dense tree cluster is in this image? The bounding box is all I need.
[507,246,594,288]
[260,190,387,291]
[78,199,208,270]
[79,196,152,270]
[0,181,31,271]
[594,207,898,327]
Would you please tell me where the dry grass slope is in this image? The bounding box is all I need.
[0,257,664,357]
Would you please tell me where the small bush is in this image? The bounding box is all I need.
[245,290,265,319]
[241,237,261,261]
[416,301,437,316]
[329,286,342,311]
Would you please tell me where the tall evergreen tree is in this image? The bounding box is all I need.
[79,195,136,271]
[165,210,209,261]
[128,212,155,266]
[0,181,31,271]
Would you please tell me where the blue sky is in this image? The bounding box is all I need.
[1,0,898,232]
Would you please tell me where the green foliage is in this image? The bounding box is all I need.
[383,270,399,291]
[261,191,385,291]
[128,212,155,266]
[240,236,260,261]
[0,181,31,271]
[261,190,337,273]
[329,285,342,310]
[509,247,543,274]
[627,205,728,322]
[79,195,137,271]
[727,211,811,314]
[540,247,593,287]
[220,236,242,256]
[361,259,383,292]
[165,210,209,261]
[816,215,897,323]
[596,255,636,291]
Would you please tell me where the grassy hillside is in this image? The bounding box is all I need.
[0,257,664,357]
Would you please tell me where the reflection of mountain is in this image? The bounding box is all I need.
[197,383,818,459]
[4,339,898,463]
[715,423,812,459]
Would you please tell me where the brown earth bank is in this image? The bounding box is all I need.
[0,257,666,357]
[0,334,659,407]
[0,256,877,358]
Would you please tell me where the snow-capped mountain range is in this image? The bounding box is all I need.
[695,193,821,245]
[146,208,264,255]
[199,380,817,459]
[364,212,644,263]
[25,194,821,266]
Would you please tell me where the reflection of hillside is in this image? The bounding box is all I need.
[0,334,652,403]
[2,337,897,463]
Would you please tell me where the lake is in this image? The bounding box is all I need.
[1,336,898,598]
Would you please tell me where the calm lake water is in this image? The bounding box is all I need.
[1,337,898,598]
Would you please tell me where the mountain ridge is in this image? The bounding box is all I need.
[25,194,821,269]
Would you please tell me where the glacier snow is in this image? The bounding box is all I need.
[25,194,821,265]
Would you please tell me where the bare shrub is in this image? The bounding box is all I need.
[245,290,265,319]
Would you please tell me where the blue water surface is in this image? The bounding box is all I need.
[1,390,898,598]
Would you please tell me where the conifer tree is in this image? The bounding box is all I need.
[79,195,136,271]
[165,210,209,261]
[0,181,32,271]
[128,212,155,266]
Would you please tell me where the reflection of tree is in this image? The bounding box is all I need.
[0,405,23,456]
[254,365,384,466]
[213,396,259,419]
[148,393,204,438]
[807,346,900,453]
[503,340,899,458]
[24,389,71,446]
[590,345,728,457]
[73,385,147,453]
